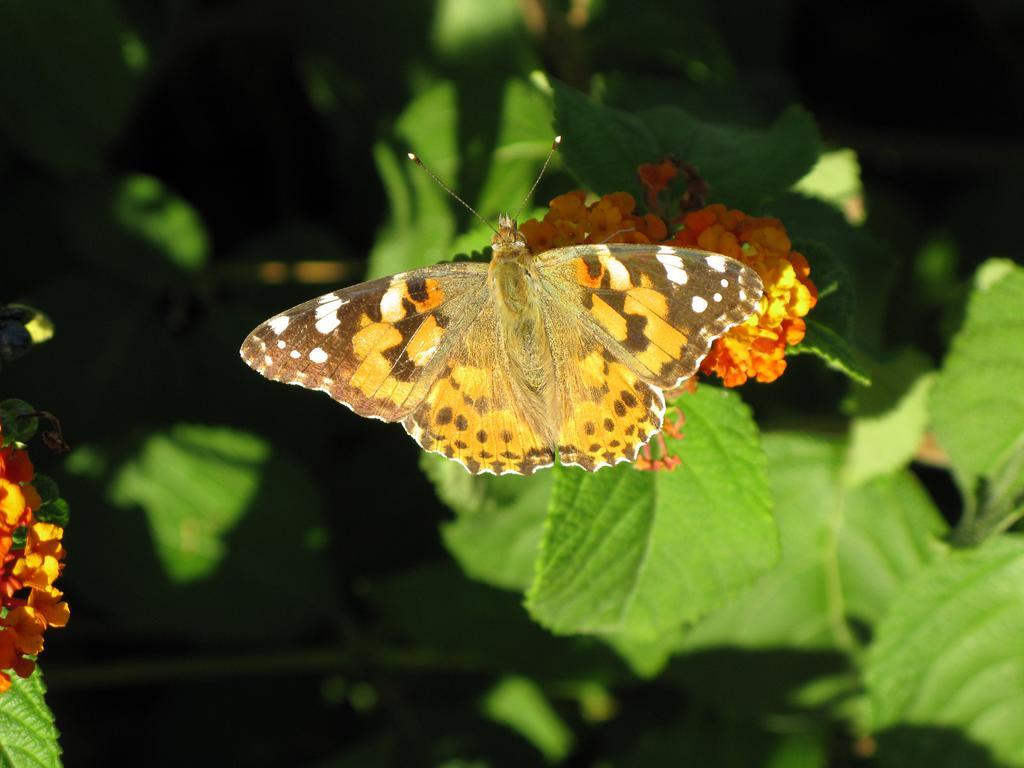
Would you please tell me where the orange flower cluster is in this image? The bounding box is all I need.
[519,181,817,388]
[666,204,817,385]
[519,190,667,250]
[0,435,68,691]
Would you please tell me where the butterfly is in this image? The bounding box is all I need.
[240,211,764,475]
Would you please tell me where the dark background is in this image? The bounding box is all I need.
[2,0,1023,765]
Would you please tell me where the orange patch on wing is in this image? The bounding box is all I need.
[558,360,661,471]
[409,278,445,312]
[349,322,403,397]
[575,257,604,288]
[405,315,445,367]
[590,295,627,341]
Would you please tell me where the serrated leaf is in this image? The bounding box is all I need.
[552,81,660,199]
[423,454,552,590]
[0,669,61,768]
[0,0,134,173]
[932,259,1024,495]
[866,536,1024,766]
[482,676,574,763]
[527,386,776,639]
[788,319,871,386]
[845,350,934,488]
[683,433,947,650]
[642,104,822,210]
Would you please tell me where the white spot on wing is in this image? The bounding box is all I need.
[309,347,329,364]
[315,313,341,334]
[692,296,708,313]
[657,252,688,284]
[276,340,286,349]
[705,254,727,272]
[713,292,723,302]
[268,316,290,335]
[602,254,631,290]
[721,278,729,288]
[380,287,404,322]
[315,299,343,319]
[739,289,747,301]
[317,293,339,304]
[289,350,301,359]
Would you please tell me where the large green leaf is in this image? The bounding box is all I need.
[641,104,822,211]
[552,81,661,199]
[527,386,776,639]
[0,0,134,173]
[552,82,821,210]
[866,536,1024,767]
[931,260,1024,509]
[682,433,947,650]
[0,670,61,768]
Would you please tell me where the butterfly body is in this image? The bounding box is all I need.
[241,215,763,475]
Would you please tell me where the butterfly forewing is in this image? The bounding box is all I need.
[536,244,764,389]
[240,262,489,421]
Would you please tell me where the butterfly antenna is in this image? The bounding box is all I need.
[406,152,498,235]
[512,135,562,222]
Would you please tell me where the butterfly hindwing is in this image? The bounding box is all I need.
[240,262,489,421]
[401,300,556,475]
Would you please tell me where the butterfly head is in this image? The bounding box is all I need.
[491,213,529,259]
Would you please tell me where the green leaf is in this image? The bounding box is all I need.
[425,455,552,591]
[789,319,871,386]
[0,401,36,445]
[642,104,822,210]
[28,476,58,505]
[845,349,935,488]
[794,148,863,221]
[682,433,947,650]
[932,259,1024,497]
[0,0,135,173]
[527,386,776,639]
[107,425,271,582]
[482,676,574,763]
[795,239,855,336]
[866,536,1024,766]
[64,424,335,643]
[34,499,69,527]
[473,79,554,219]
[0,668,62,768]
[552,81,660,199]
[369,79,554,278]
[63,174,209,289]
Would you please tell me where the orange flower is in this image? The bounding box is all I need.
[0,429,70,692]
[0,448,33,484]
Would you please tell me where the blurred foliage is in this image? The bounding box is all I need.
[2,0,1024,766]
